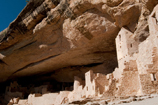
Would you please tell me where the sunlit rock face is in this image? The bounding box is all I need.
[0,0,157,83]
[0,0,117,82]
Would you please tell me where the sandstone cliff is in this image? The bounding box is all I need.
[0,0,156,83]
[1,0,158,104]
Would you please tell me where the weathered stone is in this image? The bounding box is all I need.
[0,0,121,83]
[1,0,158,105]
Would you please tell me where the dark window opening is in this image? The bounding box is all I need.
[151,73,157,81]
[119,35,121,41]
[130,44,132,48]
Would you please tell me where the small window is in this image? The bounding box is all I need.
[119,35,121,41]
[130,44,132,48]
[150,73,157,81]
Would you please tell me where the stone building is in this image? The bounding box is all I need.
[68,70,114,102]
[113,4,158,96]
[136,5,158,95]
[69,5,158,101]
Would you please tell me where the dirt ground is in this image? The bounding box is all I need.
[120,97,158,105]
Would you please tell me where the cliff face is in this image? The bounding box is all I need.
[0,0,157,83]
[1,0,158,105]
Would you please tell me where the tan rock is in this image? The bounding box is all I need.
[2,1,158,104]
[0,0,121,83]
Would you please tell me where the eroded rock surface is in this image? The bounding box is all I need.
[0,0,127,82]
[1,0,155,83]
[1,0,158,104]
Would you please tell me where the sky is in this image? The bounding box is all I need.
[0,0,27,32]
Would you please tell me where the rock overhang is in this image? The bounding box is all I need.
[0,0,155,83]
